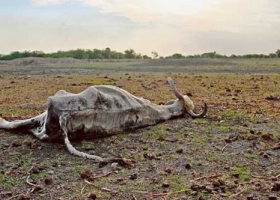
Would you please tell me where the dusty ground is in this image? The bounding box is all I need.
[0,58,280,200]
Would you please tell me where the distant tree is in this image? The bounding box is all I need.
[104,47,111,59]
[269,53,276,58]
[201,51,216,58]
[2,48,280,61]
[90,49,101,59]
[276,49,280,58]
[142,55,151,59]
[113,52,124,59]
[151,51,159,59]
[168,53,184,59]
[135,53,142,59]
[10,51,22,59]
[124,49,136,59]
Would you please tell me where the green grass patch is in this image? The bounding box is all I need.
[230,165,251,181]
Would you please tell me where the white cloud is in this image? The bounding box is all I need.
[31,0,280,32]
[31,0,67,6]
[2,0,280,55]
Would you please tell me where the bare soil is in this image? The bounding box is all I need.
[0,58,280,200]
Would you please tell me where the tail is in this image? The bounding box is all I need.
[0,117,9,129]
[0,112,47,130]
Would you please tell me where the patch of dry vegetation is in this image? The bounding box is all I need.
[0,59,280,199]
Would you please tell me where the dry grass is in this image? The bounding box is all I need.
[0,58,280,199]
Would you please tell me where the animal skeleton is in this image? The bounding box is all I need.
[0,77,207,162]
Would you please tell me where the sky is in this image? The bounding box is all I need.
[1,0,280,57]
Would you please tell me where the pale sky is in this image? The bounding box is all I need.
[1,0,280,56]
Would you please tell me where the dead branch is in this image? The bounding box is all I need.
[84,179,118,193]
[252,174,280,180]
[229,189,246,199]
[132,190,149,194]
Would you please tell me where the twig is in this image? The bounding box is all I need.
[80,184,87,195]
[26,175,36,187]
[92,171,113,179]
[132,190,149,194]
[252,174,280,180]
[27,165,34,174]
[84,179,118,193]
[0,191,12,196]
[229,189,246,199]
[132,194,137,200]
[221,144,229,152]
[150,192,169,197]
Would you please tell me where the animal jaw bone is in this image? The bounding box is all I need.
[0,77,207,162]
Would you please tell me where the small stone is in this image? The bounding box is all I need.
[176,148,183,154]
[47,170,55,175]
[190,184,201,191]
[271,182,280,191]
[212,180,220,187]
[224,138,232,143]
[185,163,192,169]
[129,173,137,180]
[162,181,170,188]
[164,168,172,174]
[261,133,274,140]
[44,177,53,185]
[246,194,256,200]
[88,193,97,199]
[223,165,230,170]
[268,195,278,200]
[262,153,270,158]
[111,162,118,169]
[80,170,94,181]
[231,173,239,178]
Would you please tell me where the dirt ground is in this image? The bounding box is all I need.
[0,58,280,200]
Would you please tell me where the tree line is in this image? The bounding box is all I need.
[0,48,280,60]
[166,50,280,59]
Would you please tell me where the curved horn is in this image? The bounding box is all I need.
[186,103,208,118]
[167,77,183,100]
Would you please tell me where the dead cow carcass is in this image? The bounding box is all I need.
[0,77,207,162]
